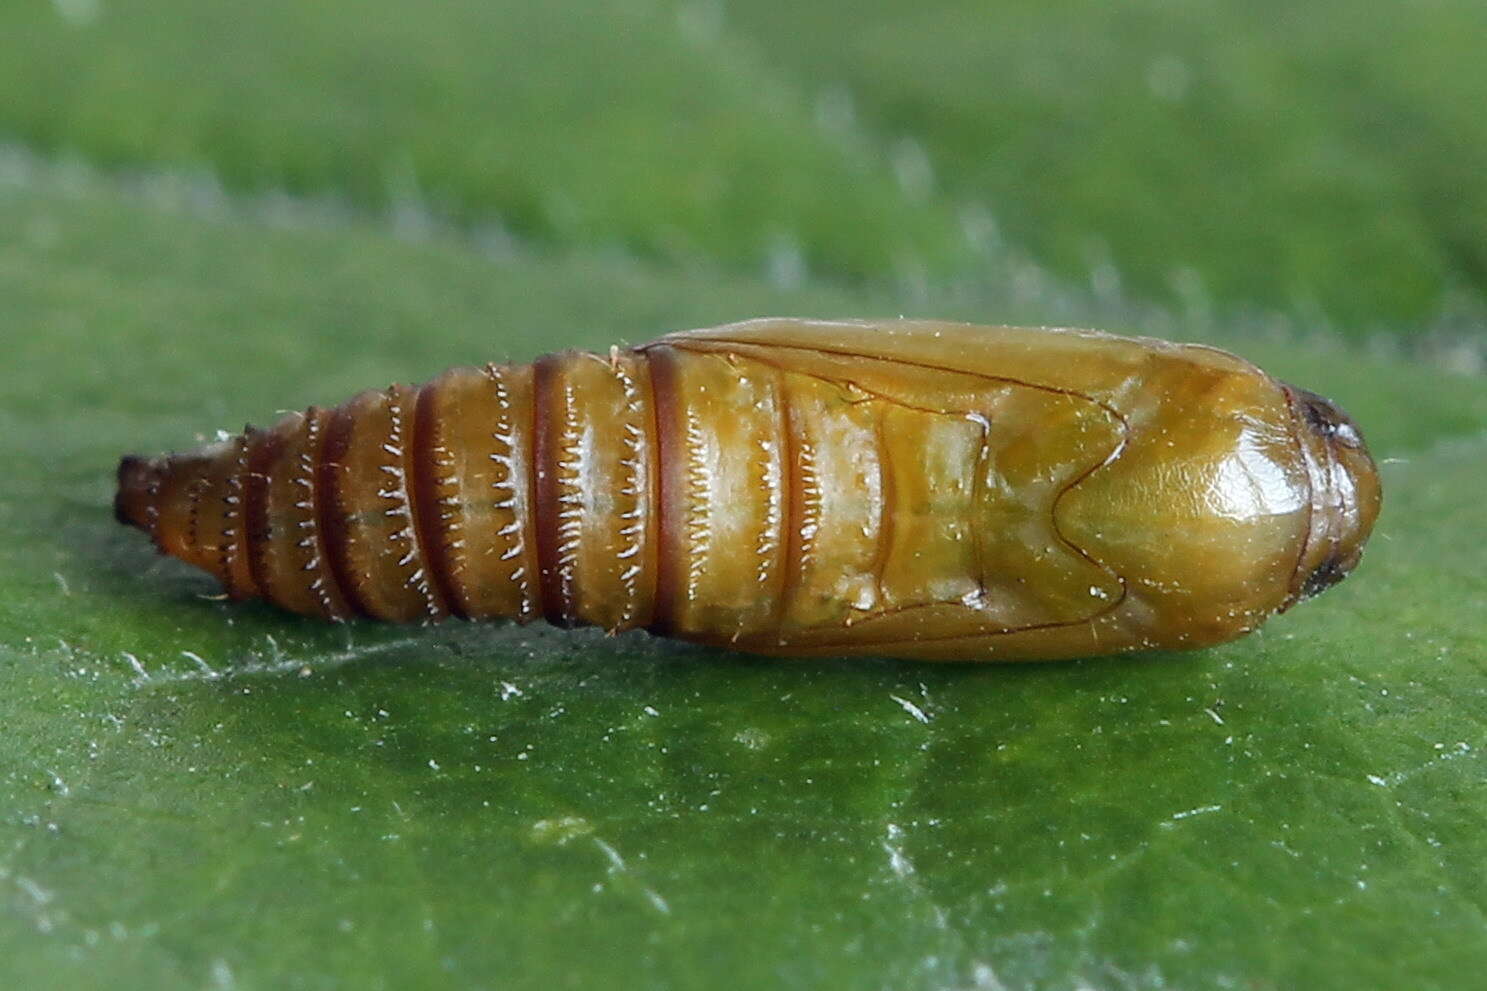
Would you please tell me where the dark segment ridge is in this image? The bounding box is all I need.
[531,353,572,627]
[643,346,680,637]
[242,425,282,606]
[411,380,466,619]
[317,402,369,618]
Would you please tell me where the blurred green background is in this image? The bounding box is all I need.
[2,1,1485,988]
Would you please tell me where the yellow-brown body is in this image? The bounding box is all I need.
[116,320,1381,661]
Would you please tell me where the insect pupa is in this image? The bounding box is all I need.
[115,319,1381,661]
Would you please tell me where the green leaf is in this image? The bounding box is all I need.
[3,1,1485,985]
[8,0,1487,334]
[726,0,1487,331]
[0,0,971,287]
[2,158,1486,991]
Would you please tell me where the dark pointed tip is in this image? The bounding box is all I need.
[115,454,157,529]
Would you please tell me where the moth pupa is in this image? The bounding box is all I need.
[116,319,1381,661]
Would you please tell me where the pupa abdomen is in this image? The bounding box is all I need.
[116,319,1381,661]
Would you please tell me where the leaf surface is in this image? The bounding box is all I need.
[2,176,1485,990]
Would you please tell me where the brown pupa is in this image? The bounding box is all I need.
[115,319,1381,661]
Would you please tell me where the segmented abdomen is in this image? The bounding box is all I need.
[116,338,1056,647]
